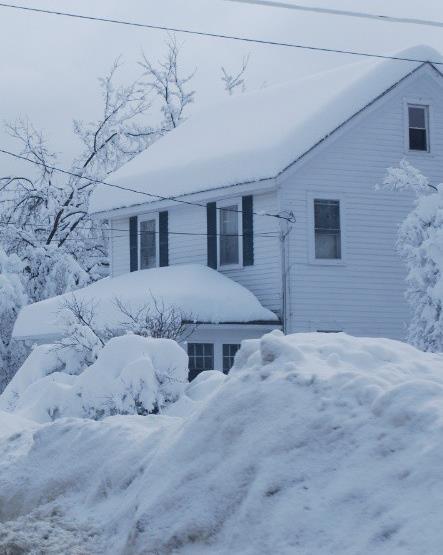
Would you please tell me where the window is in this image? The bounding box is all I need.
[219,205,240,266]
[187,343,214,381]
[314,199,341,259]
[408,105,429,151]
[222,344,240,374]
[140,219,157,269]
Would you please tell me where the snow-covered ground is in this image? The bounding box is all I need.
[2,331,443,554]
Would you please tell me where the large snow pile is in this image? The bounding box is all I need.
[0,335,188,422]
[13,264,278,341]
[2,331,443,554]
[89,45,442,214]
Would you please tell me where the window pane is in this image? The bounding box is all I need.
[140,220,156,269]
[223,344,240,374]
[409,128,427,151]
[315,231,341,259]
[314,200,340,231]
[220,205,239,265]
[408,106,426,128]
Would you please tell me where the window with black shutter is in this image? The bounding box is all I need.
[207,203,217,269]
[129,216,138,272]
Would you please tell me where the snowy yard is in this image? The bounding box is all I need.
[1,331,443,554]
[2,0,443,553]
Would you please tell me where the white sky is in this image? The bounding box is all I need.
[1,0,443,173]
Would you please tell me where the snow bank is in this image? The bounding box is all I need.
[0,335,188,422]
[90,45,443,214]
[2,332,443,554]
[13,264,278,341]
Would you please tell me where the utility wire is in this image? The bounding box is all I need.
[226,0,443,29]
[0,219,280,239]
[0,2,441,66]
[0,148,295,223]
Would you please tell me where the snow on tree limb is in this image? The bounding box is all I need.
[381,160,443,351]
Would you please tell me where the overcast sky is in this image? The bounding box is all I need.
[1,0,443,173]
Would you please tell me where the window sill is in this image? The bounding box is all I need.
[218,263,243,271]
[405,148,434,158]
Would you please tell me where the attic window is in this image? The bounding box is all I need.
[408,105,429,152]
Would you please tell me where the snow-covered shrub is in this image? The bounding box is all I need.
[23,245,90,303]
[78,335,188,419]
[0,334,188,422]
[0,344,66,412]
[0,248,28,392]
[54,294,197,375]
[383,160,443,351]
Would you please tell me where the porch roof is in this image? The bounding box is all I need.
[13,264,279,342]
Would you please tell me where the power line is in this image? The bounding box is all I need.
[0,2,442,66]
[0,148,295,223]
[0,219,280,240]
[226,0,443,29]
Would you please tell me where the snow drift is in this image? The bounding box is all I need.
[2,331,443,554]
[0,335,188,422]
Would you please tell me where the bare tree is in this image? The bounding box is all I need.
[139,36,195,132]
[221,55,250,96]
[0,39,195,303]
[52,296,105,372]
[55,292,198,373]
[114,294,198,342]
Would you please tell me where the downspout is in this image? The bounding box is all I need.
[279,213,294,335]
[280,226,287,334]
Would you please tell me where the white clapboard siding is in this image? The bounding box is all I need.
[280,65,443,340]
[109,192,282,316]
[168,204,207,266]
[217,191,281,315]
[110,217,130,277]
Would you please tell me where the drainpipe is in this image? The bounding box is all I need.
[279,213,294,335]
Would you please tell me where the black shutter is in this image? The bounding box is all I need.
[159,211,169,267]
[207,202,217,269]
[129,215,138,272]
[242,195,254,266]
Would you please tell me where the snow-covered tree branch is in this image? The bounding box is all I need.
[139,36,195,132]
[0,39,195,387]
[382,159,443,351]
[221,55,250,95]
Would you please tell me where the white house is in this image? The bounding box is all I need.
[14,45,443,377]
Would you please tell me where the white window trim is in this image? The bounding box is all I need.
[403,98,433,156]
[307,191,346,266]
[138,212,159,269]
[217,197,243,269]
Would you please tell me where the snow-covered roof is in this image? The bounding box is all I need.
[89,45,443,215]
[13,264,279,341]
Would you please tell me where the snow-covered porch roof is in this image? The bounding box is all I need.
[13,265,279,342]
